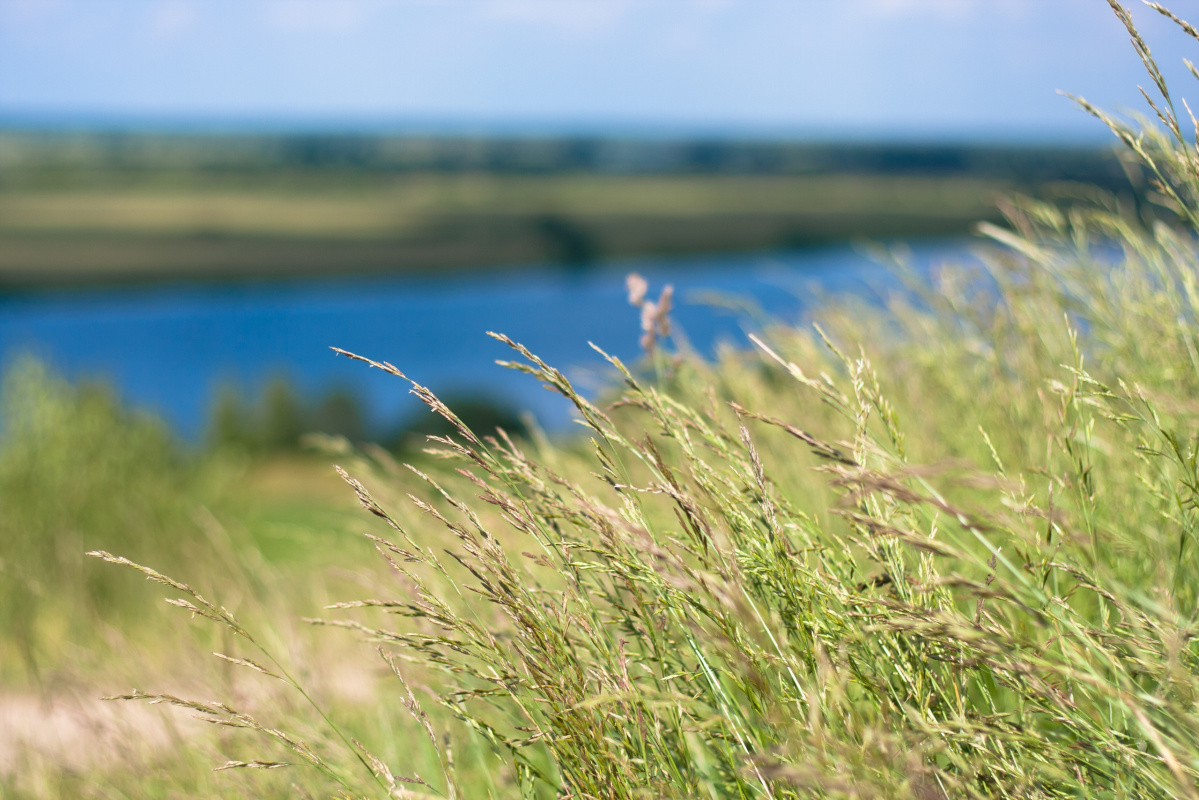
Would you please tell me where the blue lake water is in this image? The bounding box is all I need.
[0,239,979,439]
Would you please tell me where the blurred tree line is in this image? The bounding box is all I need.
[209,377,527,454]
[0,130,1131,187]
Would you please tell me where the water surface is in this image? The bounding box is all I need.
[0,240,976,439]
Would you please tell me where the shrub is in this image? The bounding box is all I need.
[0,357,199,680]
[209,378,370,452]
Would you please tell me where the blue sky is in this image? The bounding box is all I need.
[1,0,1196,139]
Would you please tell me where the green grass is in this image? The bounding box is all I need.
[0,358,200,681]
[0,172,1012,286]
[11,2,1199,797]
[0,174,1009,236]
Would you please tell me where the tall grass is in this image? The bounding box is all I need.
[87,2,1199,797]
[0,357,209,683]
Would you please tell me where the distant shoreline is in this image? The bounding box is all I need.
[0,135,1135,290]
[0,211,993,291]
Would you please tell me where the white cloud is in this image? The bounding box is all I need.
[264,0,381,32]
[0,0,65,24]
[149,0,196,40]
[479,0,637,34]
[859,0,1031,21]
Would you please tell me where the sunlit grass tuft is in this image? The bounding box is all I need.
[41,1,1199,797]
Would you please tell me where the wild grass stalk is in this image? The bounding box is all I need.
[85,2,1199,797]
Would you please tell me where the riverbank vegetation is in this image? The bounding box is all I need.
[0,136,1129,287]
[7,2,1199,797]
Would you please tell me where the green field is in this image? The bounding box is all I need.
[0,133,1129,286]
[0,173,1009,285]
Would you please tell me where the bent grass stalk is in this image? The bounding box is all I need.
[85,549,433,798]
[88,2,1199,797]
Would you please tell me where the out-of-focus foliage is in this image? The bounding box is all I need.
[209,378,365,452]
[0,358,199,678]
[0,130,1136,288]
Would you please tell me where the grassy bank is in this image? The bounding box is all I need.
[0,137,1130,287]
[9,3,1199,798]
[0,173,1010,286]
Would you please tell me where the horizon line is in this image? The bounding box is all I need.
[0,109,1118,147]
